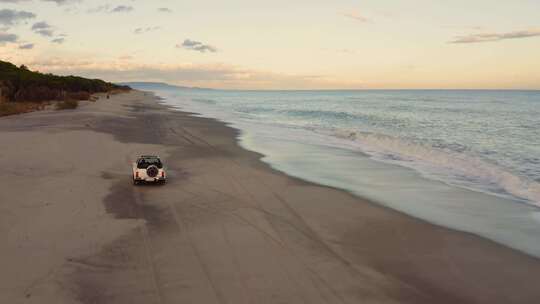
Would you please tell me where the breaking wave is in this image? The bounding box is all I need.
[327,130,540,206]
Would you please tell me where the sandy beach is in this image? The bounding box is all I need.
[1,90,540,304]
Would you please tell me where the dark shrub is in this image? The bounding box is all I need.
[67,91,91,101]
[55,100,79,110]
[0,102,44,116]
[0,60,130,103]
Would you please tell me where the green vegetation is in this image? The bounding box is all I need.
[0,102,47,117]
[55,100,79,110]
[0,60,130,115]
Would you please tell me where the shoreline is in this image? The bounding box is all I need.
[2,90,540,303]
[153,89,540,258]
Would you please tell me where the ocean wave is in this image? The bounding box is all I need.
[235,106,276,114]
[282,109,361,121]
[329,130,540,206]
[164,88,540,207]
[192,98,217,105]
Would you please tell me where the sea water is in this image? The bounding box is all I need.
[133,84,540,257]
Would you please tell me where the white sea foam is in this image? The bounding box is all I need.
[328,130,540,206]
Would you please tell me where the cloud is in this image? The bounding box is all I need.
[442,25,485,31]
[0,31,18,43]
[31,21,55,36]
[341,11,369,22]
[0,9,36,26]
[178,39,217,53]
[31,21,50,30]
[41,0,78,4]
[111,5,133,13]
[158,8,172,13]
[18,42,34,49]
[87,4,134,14]
[0,0,31,3]
[36,29,54,36]
[26,60,249,84]
[21,58,356,89]
[134,26,160,34]
[450,29,540,44]
[51,37,64,44]
[86,5,109,13]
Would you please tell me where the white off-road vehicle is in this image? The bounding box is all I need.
[132,155,167,185]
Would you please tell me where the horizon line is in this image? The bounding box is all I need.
[119,82,540,92]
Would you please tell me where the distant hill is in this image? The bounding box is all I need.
[121,82,213,91]
[0,60,130,103]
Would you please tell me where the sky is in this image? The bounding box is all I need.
[1,0,539,89]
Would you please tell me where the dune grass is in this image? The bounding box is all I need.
[0,102,47,117]
[55,100,79,110]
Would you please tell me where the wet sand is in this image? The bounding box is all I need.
[1,90,540,303]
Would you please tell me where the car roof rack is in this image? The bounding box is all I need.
[140,155,159,158]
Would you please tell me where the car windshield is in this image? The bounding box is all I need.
[137,158,163,169]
